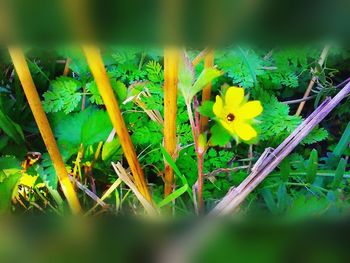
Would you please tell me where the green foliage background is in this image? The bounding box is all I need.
[0,45,349,217]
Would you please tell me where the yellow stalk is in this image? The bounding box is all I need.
[63,58,71,76]
[8,47,82,214]
[82,46,151,202]
[199,50,214,132]
[163,48,179,197]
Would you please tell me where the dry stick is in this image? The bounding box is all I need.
[192,48,212,67]
[68,175,107,208]
[112,162,158,216]
[85,178,123,216]
[295,45,330,116]
[82,46,152,202]
[63,58,71,76]
[163,48,179,197]
[211,81,350,216]
[199,50,214,132]
[8,47,82,214]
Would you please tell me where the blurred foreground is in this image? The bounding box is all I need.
[1,216,350,263]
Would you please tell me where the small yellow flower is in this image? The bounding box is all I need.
[213,87,263,141]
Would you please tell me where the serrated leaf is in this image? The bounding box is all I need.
[302,127,328,145]
[42,77,82,114]
[37,153,58,189]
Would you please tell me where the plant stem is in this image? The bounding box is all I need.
[197,152,204,212]
[82,46,152,202]
[163,48,179,197]
[63,58,71,76]
[295,45,330,116]
[186,101,205,213]
[186,102,198,149]
[8,47,82,215]
[199,50,214,132]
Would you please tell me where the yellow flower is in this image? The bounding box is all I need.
[213,87,263,141]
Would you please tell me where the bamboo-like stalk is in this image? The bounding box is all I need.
[8,47,82,214]
[63,58,71,76]
[82,46,151,202]
[199,50,214,132]
[295,45,330,116]
[163,48,179,197]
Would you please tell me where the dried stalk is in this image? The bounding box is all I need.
[63,58,71,76]
[85,178,123,216]
[295,45,330,116]
[211,80,350,216]
[199,50,214,132]
[82,46,151,202]
[112,162,158,216]
[69,175,107,208]
[163,48,179,197]
[192,48,212,67]
[8,47,82,214]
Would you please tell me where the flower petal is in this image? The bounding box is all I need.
[220,120,235,134]
[225,87,244,108]
[233,121,257,141]
[236,101,263,120]
[213,95,224,117]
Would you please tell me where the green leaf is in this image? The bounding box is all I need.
[280,159,290,182]
[178,52,195,102]
[331,158,347,189]
[86,81,104,105]
[262,188,278,214]
[102,139,122,162]
[160,145,192,200]
[277,184,288,212]
[198,101,215,118]
[306,149,318,184]
[210,124,231,146]
[160,145,186,185]
[81,110,113,145]
[158,184,189,208]
[146,60,163,83]
[333,122,350,157]
[0,109,24,144]
[302,127,328,145]
[190,68,222,100]
[0,156,22,213]
[43,77,82,114]
[112,80,128,103]
[37,153,58,189]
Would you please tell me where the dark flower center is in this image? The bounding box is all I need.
[226,113,235,122]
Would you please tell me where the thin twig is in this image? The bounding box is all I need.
[295,45,330,116]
